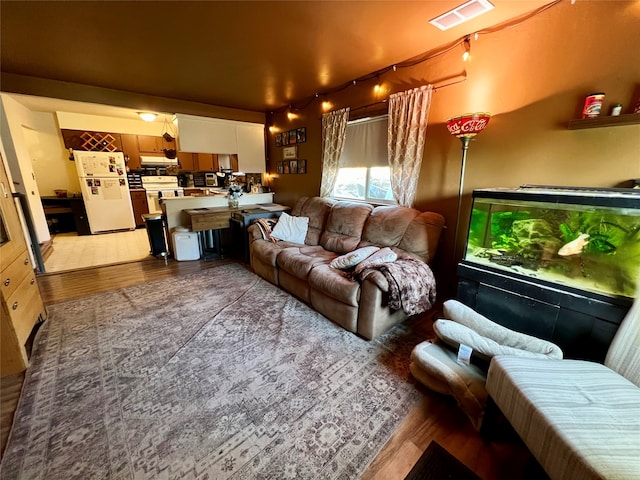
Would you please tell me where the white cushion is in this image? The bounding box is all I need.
[329,246,379,270]
[353,247,398,275]
[270,212,309,244]
[434,319,560,363]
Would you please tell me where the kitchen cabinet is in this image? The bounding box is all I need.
[177,152,195,171]
[236,123,266,172]
[137,135,163,153]
[176,114,240,154]
[129,190,149,227]
[121,133,141,169]
[195,153,216,171]
[1,157,46,377]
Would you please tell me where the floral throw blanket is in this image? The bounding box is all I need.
[364,258,437,316]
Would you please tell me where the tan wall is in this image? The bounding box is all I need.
[267,1,640,296]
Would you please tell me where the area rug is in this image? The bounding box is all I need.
[404,441,481,480]
[1,263,423,479]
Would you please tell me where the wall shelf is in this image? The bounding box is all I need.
[568,113,640,130]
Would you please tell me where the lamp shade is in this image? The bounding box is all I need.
[447,112,491,137]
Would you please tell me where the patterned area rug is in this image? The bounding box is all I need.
[1,263,423,479]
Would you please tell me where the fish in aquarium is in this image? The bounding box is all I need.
[557,233,590,256]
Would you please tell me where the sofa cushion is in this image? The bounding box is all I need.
[360,205,419,247]
[329,246,379,270]
[291,196,335,246]
[308,264,361,307]
[353,247,398,275]
[271,212,309,244]
[320,202,373,254]
[251,240,297,267]
[277,245,336,280]
[397,212,446,264]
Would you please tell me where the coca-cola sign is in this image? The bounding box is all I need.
[447,113,491,137]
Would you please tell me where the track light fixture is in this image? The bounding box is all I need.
[462,36,471,62]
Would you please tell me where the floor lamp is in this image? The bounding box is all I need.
[446,112,491,260]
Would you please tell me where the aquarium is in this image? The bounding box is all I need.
[465,187,640,299]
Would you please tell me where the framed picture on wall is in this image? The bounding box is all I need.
[277,162,284,174]
[283,145,298,160]
[296,128,306,143]
[275,133,282,147]
[283,162,290,174]
[288,130,297,144]
[298,159,307,174]
[289,160,298,174]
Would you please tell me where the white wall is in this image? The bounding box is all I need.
[22,112,81,196]
[0,94,51,244]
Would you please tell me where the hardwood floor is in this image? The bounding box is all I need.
[2,258,535,478]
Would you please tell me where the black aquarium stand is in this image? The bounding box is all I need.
[457,262,631,362]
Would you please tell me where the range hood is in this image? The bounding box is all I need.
[140,155,179,166]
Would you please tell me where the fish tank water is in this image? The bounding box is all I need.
[464,187,640,299]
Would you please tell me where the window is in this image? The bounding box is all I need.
[331,116,394,204]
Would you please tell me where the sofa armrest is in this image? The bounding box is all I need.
[358,269,389,292]
[247,223,263,242]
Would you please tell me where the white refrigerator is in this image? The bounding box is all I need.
[74,151,135,234]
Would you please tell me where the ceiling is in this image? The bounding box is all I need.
[1,1,553,117]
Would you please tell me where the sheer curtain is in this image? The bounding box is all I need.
[387,85,433,207]
[320,107,350,198]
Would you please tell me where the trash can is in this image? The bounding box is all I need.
[173,227,200,261]
[142,213,168,258]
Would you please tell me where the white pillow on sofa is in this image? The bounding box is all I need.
[271,212,309,244]
[330,246,380,270]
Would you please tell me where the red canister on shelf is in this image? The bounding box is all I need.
[582,92,605,118]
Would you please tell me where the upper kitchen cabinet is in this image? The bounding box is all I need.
[236,123,266,173]
[176,114,238,153]
[177,152,195,171]
[175,114,266,172]
[137,134,177,154]
[137,135,163,153]
[121,133,141,169]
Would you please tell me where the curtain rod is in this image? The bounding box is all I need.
[347,73,467,114]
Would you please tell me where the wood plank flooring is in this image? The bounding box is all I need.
[2,258,535,478]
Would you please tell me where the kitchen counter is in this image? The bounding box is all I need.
[162,193,275,248]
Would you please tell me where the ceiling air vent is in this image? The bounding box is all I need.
[429,0,495,31]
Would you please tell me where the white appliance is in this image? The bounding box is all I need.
[73,151,136,234]
[141,176,184,214]
[140,155,179,166]
[173,228,200,261]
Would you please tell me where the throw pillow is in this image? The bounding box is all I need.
[270,212,309,244]
[329,246,380,270]
[353,247,398,275]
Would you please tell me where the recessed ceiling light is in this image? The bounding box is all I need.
[429,0,495,31]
